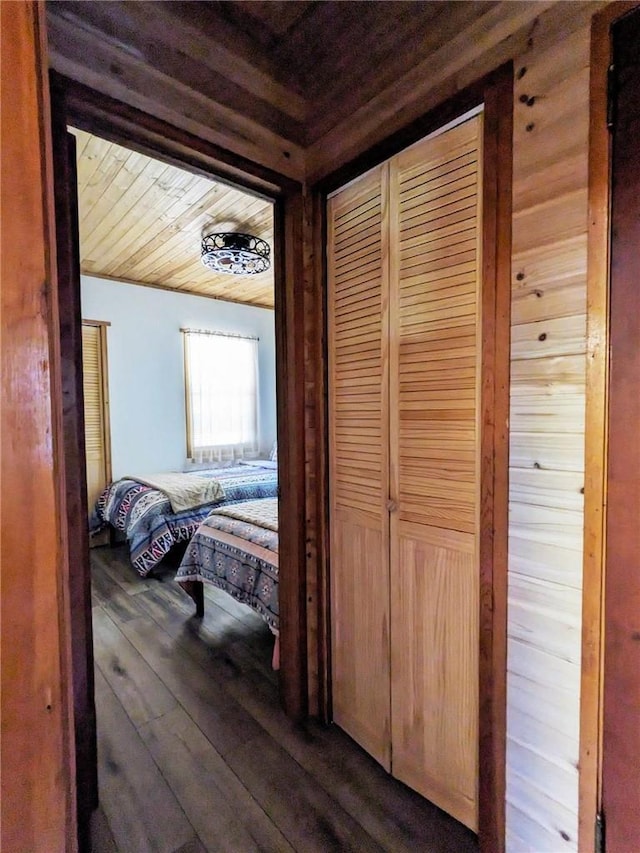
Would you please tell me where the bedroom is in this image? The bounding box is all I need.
[73,129,289,840]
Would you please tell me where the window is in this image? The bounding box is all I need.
[183,329,259,462]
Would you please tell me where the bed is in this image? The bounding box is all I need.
[175,497,279,667]
[91,463,278,576]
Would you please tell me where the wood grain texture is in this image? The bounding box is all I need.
[391,528,479,829]
[73,129,275,308]
[477,67,512,853]
[91,545,478,853]
[328,166,391,768]
[274,190,309,721]
[0,3,76,850]
[306,2,585,181]
[389,117,481,831]
[46,7,305,181]
[579,7,618,849]
[601,8,640,852]
[51,99,98,847]
[506,11,595,852]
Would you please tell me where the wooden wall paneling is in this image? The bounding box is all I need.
[580,13,613,851]
[597,7,640,853]
[0,3,77,850]
[506,10,597,851]
[315,184,333,723]
[51,78,99,847]
[46,11,304,181]
[303,187,330,719]
[57,76,287,199]
[50,1,307,129]
[274,190,308,721]
[306,3,611,183]
[478,65,512,853]
[327,166,392,767]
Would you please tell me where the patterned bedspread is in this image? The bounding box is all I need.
[176,497,279,631]
[91,466,278,576]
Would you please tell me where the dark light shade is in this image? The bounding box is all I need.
[201,232,270,275]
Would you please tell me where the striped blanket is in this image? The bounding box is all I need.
[91,465,278,576]
[177,497,279,631]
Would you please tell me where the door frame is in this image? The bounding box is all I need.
[580,4,640,851]
[50,72,309,814]
[310,64,513,852]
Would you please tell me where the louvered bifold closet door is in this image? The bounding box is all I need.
[328,165,391,768]
[389,116,482,830]
[82,323,110,517]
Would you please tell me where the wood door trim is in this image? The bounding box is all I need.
[51,75,308,721]
[314,64,513,853]
[1,4,77,849]
[478,66,513,853]
[580,5,639,851]
[58,75,293,199]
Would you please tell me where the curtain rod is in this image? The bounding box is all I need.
[181,328,259,341]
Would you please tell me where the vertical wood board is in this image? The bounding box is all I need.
[388,116,482,831]
[328,166,391,768]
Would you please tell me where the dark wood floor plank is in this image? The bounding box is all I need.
[90,558,122,607]
[115,613,383,852]
[93,607,178,728]
[94,668,196,853]
[224,673,477,853]
[172,840,208,853]
[90,546,477,853]
[133,577,276,683]
[115,614,266,758]
[92,544,158,596]
[89,805,119,853]
[90,562,148,624]
[225,734,386,853]
[140,706,294,853]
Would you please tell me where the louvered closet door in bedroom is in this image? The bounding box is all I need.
[329,115,481,830]
[82,322,111,519]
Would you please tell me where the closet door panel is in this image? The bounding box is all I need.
[389,116,481,829]
[82,323,110,515]
[328,167,391,769]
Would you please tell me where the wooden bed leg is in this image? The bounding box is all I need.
[272,635,280,671]
[180,580,205,617]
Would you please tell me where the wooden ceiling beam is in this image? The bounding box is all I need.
[49,1,307,131]
[305,1,559,183]
[47,12,305,181]
[303,1,494,145]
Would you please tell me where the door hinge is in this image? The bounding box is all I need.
[595,809,605,853]
[607,64,617,131]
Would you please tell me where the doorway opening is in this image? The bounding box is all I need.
[72,124,281,844]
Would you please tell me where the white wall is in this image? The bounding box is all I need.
[81,275,277,479]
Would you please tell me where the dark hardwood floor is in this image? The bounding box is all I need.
[89,544,478,853]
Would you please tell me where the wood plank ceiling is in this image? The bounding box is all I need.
[73,128,275,308]
[46,1,501,181]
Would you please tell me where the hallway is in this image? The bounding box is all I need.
[89,546,478,852]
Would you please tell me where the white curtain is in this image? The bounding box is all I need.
[183,330,259,463]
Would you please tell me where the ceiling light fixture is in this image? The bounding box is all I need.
[201,232,270,275]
